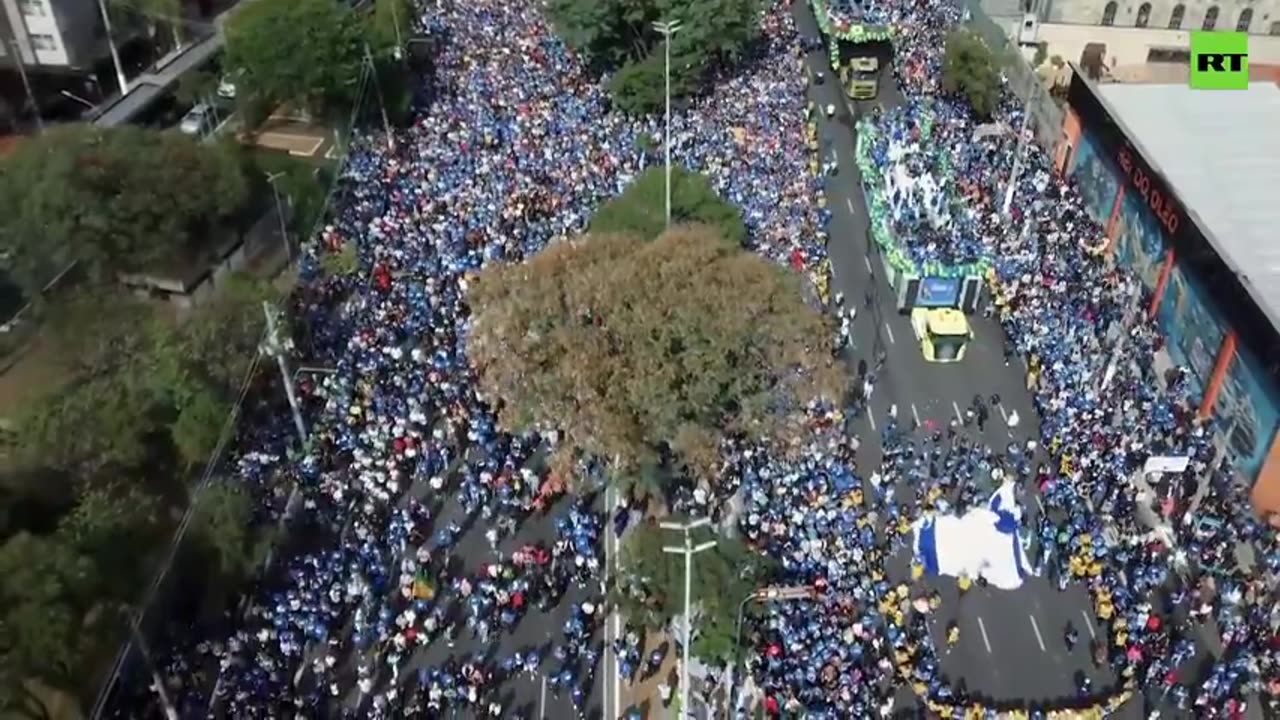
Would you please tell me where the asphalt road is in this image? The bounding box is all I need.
[789,0,1121,710]
[289,455,605,719]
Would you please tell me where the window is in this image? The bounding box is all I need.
[1271,20,1280,35]
[1168,3,1185,27]
[18,0,45,16]
[1203,5,1219,29]
[1236,8,1253,31]
[1102,0,1118,25]
[1136,2,1152,26]
[28,33,56,51]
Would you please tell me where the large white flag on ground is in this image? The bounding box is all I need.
[912,481,1036,591]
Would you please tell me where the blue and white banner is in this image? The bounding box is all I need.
[912,482,1035,590]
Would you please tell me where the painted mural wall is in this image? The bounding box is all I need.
[1219,346,1280,479]
[1070,132,1121,226]
[1113,192,1167,295]
[1073,127,1280,484]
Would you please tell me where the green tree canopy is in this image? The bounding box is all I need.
[225,0,369,119]
[0,125,248,293]
[0,532,99,686]
[466,224,843,486]
[549,0,762,114]
[589,166,747,247]
[941,29,1001,120]
[612,520,776,663]
[191,481,257,579]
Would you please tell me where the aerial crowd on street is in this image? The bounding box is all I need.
[102,0,1279,717]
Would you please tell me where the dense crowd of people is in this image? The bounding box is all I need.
[733,0,1279,718]
[101,0,1280,716]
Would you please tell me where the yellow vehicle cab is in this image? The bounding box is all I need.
[909,307,973,363]
[844,57,879,100]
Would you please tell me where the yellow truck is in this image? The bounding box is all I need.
[842,57,879,100]
[909,307,973,363]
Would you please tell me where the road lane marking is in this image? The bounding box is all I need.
[998,403,1009,424]
[911,403,921,427]
[864,255,873,273]
[846,197,856,215]
[952,401,964,425]
[1081,610,1097,639]
[1028,614,1047,652]
[867,406,877,431]
[976,616,993,653]
[884,323,895,344]
[540,675,548,719]
[1034,495,1044,513]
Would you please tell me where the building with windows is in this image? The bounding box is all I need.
[1055,74,1280,519]
[0,0,113,72]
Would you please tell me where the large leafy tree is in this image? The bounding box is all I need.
[942,29,1002,120]
[0,125,247,293]
[612,520,776,663]
[0,532,100,690]
[590,166,748,247]
[466,224,843,485]
[225,0,369,119]
[549,0,762,114]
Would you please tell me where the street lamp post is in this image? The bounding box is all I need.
[651,20,682,227]
[660,516,714,719]
[265,171,293,264]
[95,0,129,96]
[728,586,816,714]
[1001,71,1035,220]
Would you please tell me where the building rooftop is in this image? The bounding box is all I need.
[1096,81,1280,330]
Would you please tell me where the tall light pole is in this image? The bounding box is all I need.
[652,19,682,227]
[728,586,816,715]
[661,516,714,719]
[95,0,129,96]
[1001,71,1035,220]
[7,37,42,132]
[265,171,293,264]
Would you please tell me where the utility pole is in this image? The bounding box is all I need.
[95,0,129,96]
[6,37,42,132]
[127,613,178,720]
[652,19,682,227]
[1001,71,1035,220]
[265,171,293,264]
[362,43,394,152]
[661,516,715,719]
[260,301,307,447]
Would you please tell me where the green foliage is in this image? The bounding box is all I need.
[175,68,219,107]
[941,29,1001,120]
[191,481,256,578]
[225,0,369,120]
[606,49,699,116]
[321,240,360,277]
[549,0,762,114]
[467,225,842,486]
[11,369,162,475]
[171,385,230,466]
[590,166,748,247]
[1032,42,1048,68]
[59,485,160,598]
[0,532,99,683]
[0,125,248,293]
[369,0,413,56]
[612,521,776,664]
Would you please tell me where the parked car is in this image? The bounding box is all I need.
[217,70,243,100]
[179,103,217,135]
